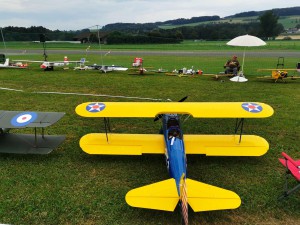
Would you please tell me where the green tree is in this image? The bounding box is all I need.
[259,10,284,39]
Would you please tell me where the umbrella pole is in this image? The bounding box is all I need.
[237,48,246,82]
[241,47,245,73]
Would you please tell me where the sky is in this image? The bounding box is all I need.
[1,0,299,30]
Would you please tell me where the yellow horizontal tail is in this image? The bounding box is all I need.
[125,178,241,213]
[125,179,179,211]
[186,179,241,212]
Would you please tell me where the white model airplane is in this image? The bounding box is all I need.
[98,65,128,73]
[0,54,27,69]
[12,56,83,71]
[74,64,128,73]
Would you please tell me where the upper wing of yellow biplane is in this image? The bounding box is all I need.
[257,69,297,71]
[76,102,273,118]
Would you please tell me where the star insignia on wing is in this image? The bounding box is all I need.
[86,102,106,112]
[241,102,263,113]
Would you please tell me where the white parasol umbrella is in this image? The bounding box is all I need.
[227,34,266,82]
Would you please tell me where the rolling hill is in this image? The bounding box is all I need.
[102,6,300,31]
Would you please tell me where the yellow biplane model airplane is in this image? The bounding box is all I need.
[76,101,274,224]
[257,59,300,82]
[257,69,300,82]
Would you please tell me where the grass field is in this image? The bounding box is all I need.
[0,43,300,225]
[3,39,300,51]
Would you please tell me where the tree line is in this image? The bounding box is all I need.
[1,26,79,42]
[1,11,286,44]
[106,11,284,43]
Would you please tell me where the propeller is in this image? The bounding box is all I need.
[154,96,188,122]
[178,96,188,102]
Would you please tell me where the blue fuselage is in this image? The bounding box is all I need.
[162,114,187,195]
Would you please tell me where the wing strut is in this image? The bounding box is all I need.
[103,117,111,142]
[234,118,244,143]
[34,127,37,147]
[33,127,47,147]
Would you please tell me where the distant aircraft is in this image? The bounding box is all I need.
[128,67,155,75]
[166,67,202,77]
[74,60,128,72]
[97,65,128,73]
[0,54,27,69]
[75,64,128,72]
[0,110,65,154]
[132,57,143,67]
[13,56,84,71]
[129,57,154,75]
[76,100,274,224]
[257,68,300,82]
[257,57,300,82]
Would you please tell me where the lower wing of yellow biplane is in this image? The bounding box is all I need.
[125,178,241,212]
[80,133,269,156]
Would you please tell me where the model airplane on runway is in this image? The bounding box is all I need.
[0,110,65,154]
[76,99,274,224]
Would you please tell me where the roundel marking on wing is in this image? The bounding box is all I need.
[86,102,106,113]
[11,112,38,127]
[241,102,263,113]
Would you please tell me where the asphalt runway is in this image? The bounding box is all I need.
[4,48,300,58]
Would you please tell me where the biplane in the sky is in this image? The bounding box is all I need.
[75,100,274,224]
[0,110,65,154]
